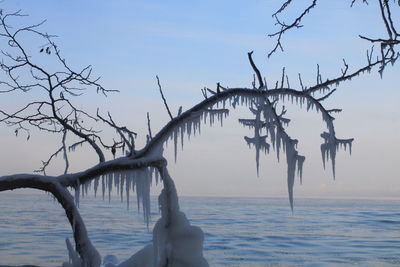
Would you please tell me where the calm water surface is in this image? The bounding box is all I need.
[0,191,399,266]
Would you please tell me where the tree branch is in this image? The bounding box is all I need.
[247,51,264,88]
[156,75,173,120]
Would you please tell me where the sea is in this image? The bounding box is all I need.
[0,191,399,267]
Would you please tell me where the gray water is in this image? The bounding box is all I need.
[0,191,399,266]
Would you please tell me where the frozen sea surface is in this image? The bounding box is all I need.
[0,191,399,266]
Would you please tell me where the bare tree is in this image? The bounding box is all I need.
[0,2,398,266]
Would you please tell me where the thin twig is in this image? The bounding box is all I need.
[247,51,264,88]
[156,75,173,120]
[147,112,153,139]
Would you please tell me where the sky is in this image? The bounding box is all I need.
[0,0,399,200]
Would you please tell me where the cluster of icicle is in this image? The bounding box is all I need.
[239,96,305,209]
[73,167,159,226]
[165,108,229,162]
[64,90,353,266]
[320,127,353,177]
[161,92,313,209]
[64,168,208,267]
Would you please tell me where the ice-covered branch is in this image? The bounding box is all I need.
[0,175,101,266]
[138,87,349,158]
[57,156,166,188]
[304,57,385,95]
[136,79,352,210]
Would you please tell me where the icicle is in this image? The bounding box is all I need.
[114,172,119,195]
[197,117,201,135]
[101,175,105,201]
[321,143,327,169]
[269,125,276,150]
[187,119,192,140]
[173,128,178,162]
[143,168,151,226]
[131,171,136,192]
[306,100,314,112]
[86,180,91,196]
[108,173,113,203]
[81,184,84,199]
[120,172,125,203]
[180,125,184,151]
[149,168,154,187]
[83,182,89,198]
[232,96,239,108]
[126,172,131,210]
[75,183,80,207]
[155,168,160,184]
[193,119,197,136]
[135,171,141,213]
[276,131,281,161]
[94,176,99,198]
[297,155,305,184]
[285,138,297,211]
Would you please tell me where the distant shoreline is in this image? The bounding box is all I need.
[2,189,399,202]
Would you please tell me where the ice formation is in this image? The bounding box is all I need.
[152,169,208,267]
[237,96,306,209]
[73,167,156,226]
[320,131,353,177]
[31,87,353,266]
[239,102,270,175]
[164,108,229,162]
[64,167,208,267]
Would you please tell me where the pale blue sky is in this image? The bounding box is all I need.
[0,1,399,199]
